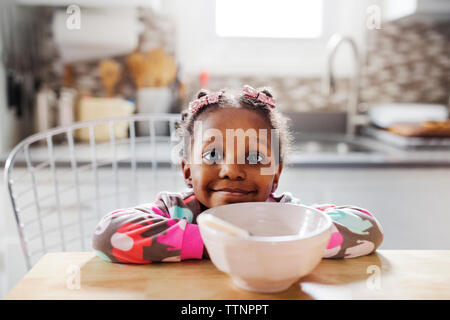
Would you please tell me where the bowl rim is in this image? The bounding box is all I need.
[197,202,333,243]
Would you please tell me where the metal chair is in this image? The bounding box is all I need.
[4,113,186,270]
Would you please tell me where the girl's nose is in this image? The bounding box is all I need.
[218,163,246,180]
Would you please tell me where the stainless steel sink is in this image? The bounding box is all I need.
[287,133,391,165]
[279,112,408,165]
[283,111,381,155]
[292,133,379,155]
[294,136,375,154]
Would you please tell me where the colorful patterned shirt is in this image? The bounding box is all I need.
[92,190,384,263]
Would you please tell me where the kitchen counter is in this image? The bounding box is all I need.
[4,251,450,299]
[2,135,450,168]
[288,134,450,167]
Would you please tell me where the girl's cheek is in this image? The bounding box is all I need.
[250,171,273,189]
[195,164,216,183]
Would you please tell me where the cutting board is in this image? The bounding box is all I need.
[388,120,450,137]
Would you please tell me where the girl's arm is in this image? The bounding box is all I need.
[278,192,383,259]
[312,204,384,259]
[91,198,204,264]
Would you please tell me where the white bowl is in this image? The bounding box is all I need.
[197,202,332,293]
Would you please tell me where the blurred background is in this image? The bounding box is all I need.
[0,0,449,297]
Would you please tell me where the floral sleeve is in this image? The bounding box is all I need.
[313,204,384,258]
[277,192,384,259]
[91,192,204,263]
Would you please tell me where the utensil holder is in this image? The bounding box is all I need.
[136,87,172,136]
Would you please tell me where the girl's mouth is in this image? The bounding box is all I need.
[211,188,255,197]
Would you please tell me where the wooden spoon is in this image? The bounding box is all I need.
[200,214,252,238]
[126,51,147,88]
[99,59,121,97]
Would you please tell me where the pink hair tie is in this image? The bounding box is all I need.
[242,85,276,109]
[188,91,223,114]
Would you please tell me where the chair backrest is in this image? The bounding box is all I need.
[4,113,186,270]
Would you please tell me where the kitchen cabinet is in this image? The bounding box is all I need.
[383,0,450,22]
[277,166,450,250]
[3,165,450,254]
[17,0,161,9]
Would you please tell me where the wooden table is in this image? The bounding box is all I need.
[5,250,450,299]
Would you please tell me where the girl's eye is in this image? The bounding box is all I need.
[203,149,223,163]
[247,153,265,164]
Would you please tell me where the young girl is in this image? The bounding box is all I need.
[92,85,383,263]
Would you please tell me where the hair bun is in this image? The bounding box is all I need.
[196,89,210,99]
[260,88,273,98]
[180,111,189,121]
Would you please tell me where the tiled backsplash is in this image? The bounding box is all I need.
[185,76,351,112]
[362,20,449,106]
[184,20,450,113]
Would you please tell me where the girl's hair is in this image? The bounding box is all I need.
[175,87,294,166]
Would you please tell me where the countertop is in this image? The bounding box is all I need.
[288,134,450,167]
[4,251,450,299]
[2,134,450,168]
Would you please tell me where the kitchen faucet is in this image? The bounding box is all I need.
[323,34,364,137]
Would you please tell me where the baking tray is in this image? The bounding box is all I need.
[362,126,450,148]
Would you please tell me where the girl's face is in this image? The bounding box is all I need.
[181,107,283,209]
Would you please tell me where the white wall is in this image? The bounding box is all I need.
[0,1,33,296]
[0,28,24,297]
[0,29,22,155]
[0,0,33,156]
[163,0,374,78]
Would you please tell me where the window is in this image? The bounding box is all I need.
[215,0,323,39]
